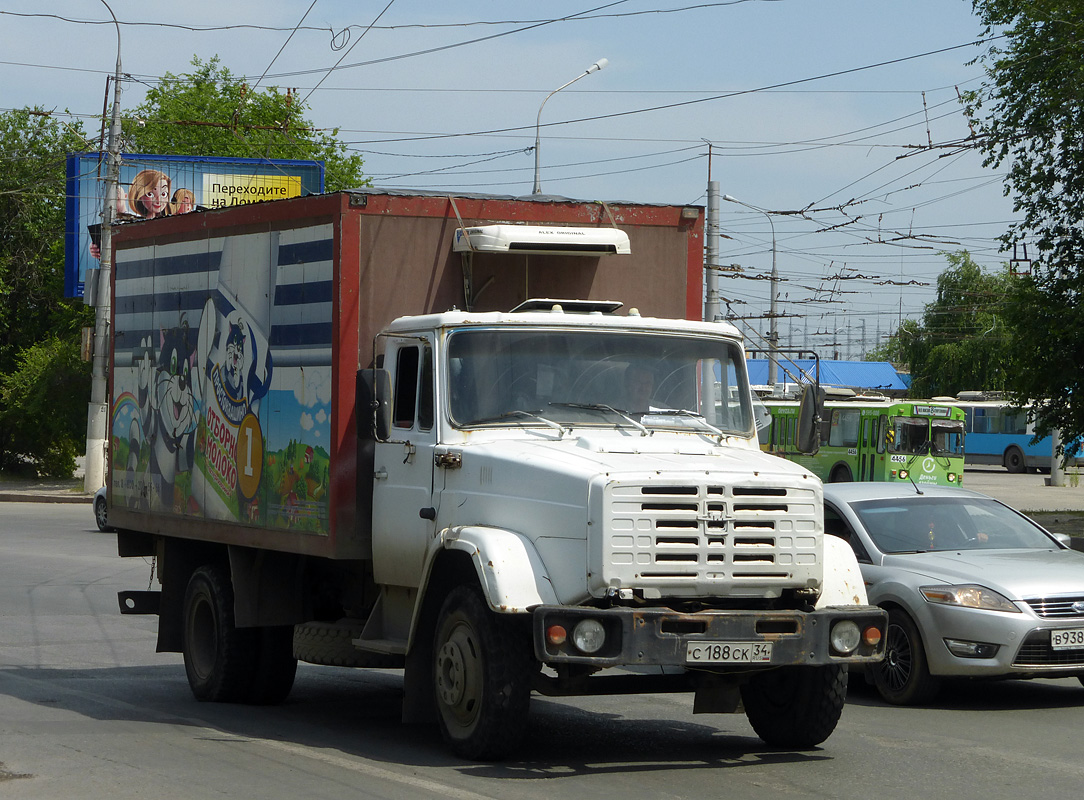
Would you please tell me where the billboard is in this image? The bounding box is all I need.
[65,153,324,298]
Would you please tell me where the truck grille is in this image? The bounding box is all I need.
[602,481,820,598]
[1022,596,1084,619]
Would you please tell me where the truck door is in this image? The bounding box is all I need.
[371,338,437,589]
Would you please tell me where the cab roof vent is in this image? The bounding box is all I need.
[510,298,623,314]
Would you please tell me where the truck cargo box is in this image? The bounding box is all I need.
[107,190,704,560]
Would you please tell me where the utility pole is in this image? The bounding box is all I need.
[84,1,123,492]
[704,180,720,322]
[723,195,778,390]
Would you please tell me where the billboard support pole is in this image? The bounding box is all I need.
[84,0,123,493]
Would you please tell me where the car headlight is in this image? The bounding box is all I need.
[920,584,1021,613]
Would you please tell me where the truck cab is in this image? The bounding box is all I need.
[358,303,885,758]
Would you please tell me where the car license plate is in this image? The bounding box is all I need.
[1051,628,1084,650]
[686,641,773,664]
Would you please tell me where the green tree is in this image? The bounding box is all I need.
[123,56,367,191]
[0,336,89,477]
[871,252,1013,398]
[965,1,1084,446]
[0,108,93,476]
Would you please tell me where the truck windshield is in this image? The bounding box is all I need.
[447,327,754,436]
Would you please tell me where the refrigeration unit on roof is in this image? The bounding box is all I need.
[452,225,631,256]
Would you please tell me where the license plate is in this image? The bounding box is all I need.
[686,641,773,664]
[1051,628,1084,650]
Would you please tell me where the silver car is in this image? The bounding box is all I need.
[823,483,1084,704]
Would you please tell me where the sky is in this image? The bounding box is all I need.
[0,1,1015,359]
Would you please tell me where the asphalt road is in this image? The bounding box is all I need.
[3,503,1084,800]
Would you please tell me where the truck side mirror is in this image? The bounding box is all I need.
[795,384,824,455]
[357,369,392,442]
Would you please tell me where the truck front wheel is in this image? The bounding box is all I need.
[740,664,847,748]
[432,585,532,760]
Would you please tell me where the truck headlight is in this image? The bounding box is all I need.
[572,619,606,654]
[829,620,861,655]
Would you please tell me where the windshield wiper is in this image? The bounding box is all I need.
[465,409,568,437]
[548,402,651,436]
[640,409,728,442]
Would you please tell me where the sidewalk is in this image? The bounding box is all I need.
[962,467,1084,514]
[0,477,90,504]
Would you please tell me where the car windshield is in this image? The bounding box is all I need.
[849,496,1058,554]
[447,327,753,436]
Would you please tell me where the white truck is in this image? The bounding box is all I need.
[106,190,885,760]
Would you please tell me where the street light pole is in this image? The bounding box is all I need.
[723,194,778,390]
[532,58,608,195]
[84,0,123,492]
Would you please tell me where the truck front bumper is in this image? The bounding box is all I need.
[533,604,887,669]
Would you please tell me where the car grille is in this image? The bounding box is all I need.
[602,481,820,597]
[1022,595,1084,619]
[1013,629,1084,668]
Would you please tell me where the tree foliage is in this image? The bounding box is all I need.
[870,252,1013,398]
[965,1,1084,445]
[0,336,89,477]
[0,57,371,477]
[0,108,93,476]
[122,57,367,191]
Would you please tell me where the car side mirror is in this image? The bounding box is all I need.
[795,384,824,454]
[357,369,392,442]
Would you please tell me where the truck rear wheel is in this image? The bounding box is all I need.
[740,664,847,748]
[182,566,298,704]
[433,585,532,760]
[183,564,258,703]
[248,626,298,705]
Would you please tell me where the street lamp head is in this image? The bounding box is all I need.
[722,194,739,204]
[532,57,610,194]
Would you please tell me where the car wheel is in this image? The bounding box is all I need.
[433,585,532,760]
[873,609,940,705]
[1005,446,1026,474]
[94,495,110,532]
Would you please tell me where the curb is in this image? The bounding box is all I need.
[0,492,91,504]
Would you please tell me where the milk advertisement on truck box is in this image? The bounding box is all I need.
[110,227,333,534]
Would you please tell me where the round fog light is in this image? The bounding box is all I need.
[830,620,861,654]
[572,619,606,654]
